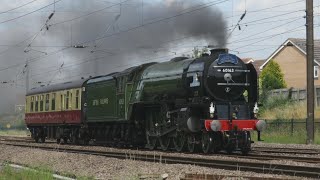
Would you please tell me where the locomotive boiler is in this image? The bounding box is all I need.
[25,48,266,154]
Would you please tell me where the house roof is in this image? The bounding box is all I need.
[252,59,265,76]
[241,58,254,64]
[260,38,320,70]
[241,58,265,76]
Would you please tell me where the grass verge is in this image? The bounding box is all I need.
[0,164,94,180]
[0,129,29,137]
[0,164,53,180]
[251,127,320,144]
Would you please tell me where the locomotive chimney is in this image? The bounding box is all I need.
[207,46,229,59]
[209,48,228,56]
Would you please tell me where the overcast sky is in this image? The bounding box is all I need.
[0,0,318,113]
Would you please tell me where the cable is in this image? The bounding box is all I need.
[247,0,303,13]
[0,0,62,25]
[230,17,303,44]
[227,10,246,38]
[88,0,229,46]
[0,0,230,73]
[0,0,38,15]
[0,0,305,76]
[232,25,307,50]
[49,0,130,27]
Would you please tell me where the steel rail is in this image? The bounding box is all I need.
[253,147,320,155]
[1,136,320,163]
[1,142,320,178]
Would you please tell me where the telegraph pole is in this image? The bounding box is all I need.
[306,0,314,144]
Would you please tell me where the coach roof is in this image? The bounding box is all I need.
[26,79,87,96]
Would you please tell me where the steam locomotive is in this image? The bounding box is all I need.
[25,48,266,154]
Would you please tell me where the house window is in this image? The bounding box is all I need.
[314,66,319,78]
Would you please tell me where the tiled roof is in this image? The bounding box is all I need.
[241,58,254,64]
[287,38,320,64]
[260,38,320,69]
[241,58,265,76]
[252,59,265,76]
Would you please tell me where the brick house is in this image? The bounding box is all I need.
[260,38,320,88]
[242,58,265,76]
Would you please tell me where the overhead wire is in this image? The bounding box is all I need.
[48,0,130,27]
[0,0,62,25]
[233,25,309,50]
[0,0,39,15]
[0,0,314,84]
[0,0,230,74]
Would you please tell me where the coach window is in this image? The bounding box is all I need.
[40,95,44,111]
[45,94,50,111]
[65,91,69,110]
[35,96,39,112]
[70,92,73,109]
[61,94,63,110]
[75,90,79,109]
[30,96,34,112]
[51,93,56,111]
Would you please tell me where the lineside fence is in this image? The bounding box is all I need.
[264,119,320,136]
[269,86,320,107]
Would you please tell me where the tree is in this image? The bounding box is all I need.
[260,60,286,91]
[192,47,209,58]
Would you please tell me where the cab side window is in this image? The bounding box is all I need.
[117,77,126,93]
[117,77,123,93]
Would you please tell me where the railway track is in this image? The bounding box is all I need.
[2,136,320,154]
[1,136,320,164]
[226,152,320,164]
[181,173,291,180]
[1,141,320,179]
[253,146,320,155]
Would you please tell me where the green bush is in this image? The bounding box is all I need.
[260,95,292,114]
[260,60,286,90]
[259,60,287,103]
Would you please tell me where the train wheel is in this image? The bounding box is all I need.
[146,133,157,150]
[71,129,79,145]
[159,135,171,151]
[241,131,251,155]
[241,148,250,155]
[173,131,186,152]
[34,136,39,143]
[62,137,68,144]
[225,146,234,154]
[187,134,198,153]
[201,132,213,154]
[39,136,46,143]
[212,132,222,153]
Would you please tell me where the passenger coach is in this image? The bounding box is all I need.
[25,80,85,143]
